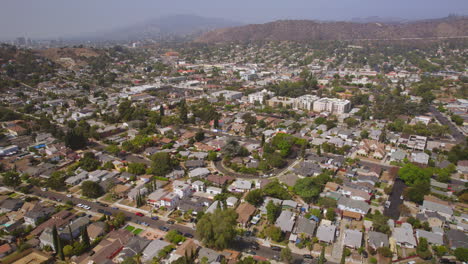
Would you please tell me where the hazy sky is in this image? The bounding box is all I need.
[1,0,467,39]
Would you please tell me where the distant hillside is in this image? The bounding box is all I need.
[84,14,241,41]
[195,16,468,43]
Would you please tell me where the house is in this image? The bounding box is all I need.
[87,221,106,241]
[173,181,192,199]
[206,200,224,214]
[160,192,180,209]
[167,169,185,180]
[59,216,90,241]
[189,167,210,178]
[275,210,296,233]
[112,184,132,199]
[23,204,54,227]
[393,223,417,248]
[457,160,468,174]
[367,231,389,250]
[316,221,336,243]
[39,227,56,250]
[142,239,171,262]
[236,203,256,227]
[282,200,298,209]
[0,243,14,258]
[343,229,362,249]
[178,196,210,214]
[170,239,199,262]
[411,152,430,166]
[337,196,370,215]
[0,199,24,213]
[206,186,223,196]
[65,171,88,185]
[31,210,75,237]
[147,189,169,206]
[446,229,468,249]
[86,229,133,264]
[115,236,150,263]
[198,247,223,263]
[294,216,317,237]
[207,175,233,186]
[416,229,444,245]
[185,160,205,169]
[390,149,407,162]
[226,197,238,207]
[420,196,453,220]
[339,186,371,201]
[228,179,252,193]
[192,180,205,192]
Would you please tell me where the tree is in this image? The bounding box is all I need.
[57,236,64,260]
[63,245,74,257]
[64,130,87,150]
[207,151,218,161]
[266,225,283,242]
[262,180,291,200]
[2,171,21,189]
[371,212,391,234]
[432,245,447,257]
[416,237,432,260]
[318,246,326,264]
[79,152,101,171]
[47,171,65,190]
[81,227,90,248]
[179,100,188,123]
[280,246,293,263]
[165,229,186,244]
[245,189,264,206]
[360,130,369,139]
[399,163,432,186]
[326,209,336,221]
[377,247,393,258]
[454,248,468,262]
[266,200,282,224]
[150,152,175,176]
[52,225,59,253]
[293,177,323,203]
[404,181,430,204]
[127,163,146,175]
[196,208,238,250]
[81,181,103,198]
[195,131,205,142]
[159,105,165,116]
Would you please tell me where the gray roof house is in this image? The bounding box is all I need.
[294,216,317,237]
[0,199,24,213]
[368,231,389,249]
[198,247,223,263]
[447,229,468,249]
[59,216,90,241]
[188,168,210,178]
[393,223,417,248]
[316,222,336,243]
[24,204,55,227]
[416,229,444,245]
[275,210,296,233]
[142,239,170,262]
[115,236,150,263]
[421,200,453,220]
[343,229,363,249]
[337,196,370,215]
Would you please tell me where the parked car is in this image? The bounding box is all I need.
[166,220,175,224]
[66,194,72,198]
[135,212,144,217]
[271,246,281,251]
[159,226,169,232]
[151,216,159,220]
[303,254,313,259]
[141,222,149,226]
[183,233,194,238]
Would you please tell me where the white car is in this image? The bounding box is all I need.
[77,204,83,208]
[66,194,72,198]
[83,205,91,210]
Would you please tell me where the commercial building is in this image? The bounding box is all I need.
[313,98,351,114]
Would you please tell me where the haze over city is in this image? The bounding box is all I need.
[1,0,468,39]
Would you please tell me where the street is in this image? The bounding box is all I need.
[384,178,406,219]
[429,105,465,144]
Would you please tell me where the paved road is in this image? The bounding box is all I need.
[31,187,313,263]
[384,178,406,219]
[429,105,465,144]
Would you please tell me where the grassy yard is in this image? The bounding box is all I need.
[133,228,143,235]
[124,225,135,232]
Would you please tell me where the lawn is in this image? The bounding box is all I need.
[125,225,135,232]
[133,228,143,235]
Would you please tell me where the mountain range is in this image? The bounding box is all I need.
[195,16,468,43]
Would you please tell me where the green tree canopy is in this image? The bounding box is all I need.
[81,181,103,198]
[196,208,238,250]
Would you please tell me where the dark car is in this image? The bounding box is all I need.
[97,209,104,213]
[159,226,169,232]
[271,246,281,251]
[167,220,175,224]
[362,251,368,258]
[244,230,252,236]
[183,233,194,238]
[151,216,159,220]
[251,244,260,250]
[245,249,256,255]
[303,254,313,259]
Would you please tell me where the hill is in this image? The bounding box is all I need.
[82,14,241,41]
[195,16,468,43]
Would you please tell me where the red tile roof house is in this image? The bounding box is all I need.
[0,243,14,258]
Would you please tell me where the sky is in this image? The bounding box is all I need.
[1,0,467,40]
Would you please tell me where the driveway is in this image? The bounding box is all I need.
[384,178,406,219]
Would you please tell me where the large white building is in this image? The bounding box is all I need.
[248,89,274,104]
[313,98,351,114]
[294,95,319,111]
[211,90,243,101]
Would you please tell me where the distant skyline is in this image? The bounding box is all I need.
[1,0,467,40]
